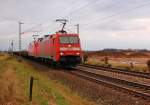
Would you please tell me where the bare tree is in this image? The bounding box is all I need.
[104,56,108,65]
[130,62,134,69]
[83,54,88,63]
[104,56,111,67]
[146,60,150,74]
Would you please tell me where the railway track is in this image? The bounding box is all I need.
[79,64,150,79]
[15,55,150,101]
[70,66,150,100]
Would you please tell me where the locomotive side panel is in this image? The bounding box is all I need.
[36,41,40,57]
[28,42,35,57]
[44,37,51,58]
[50,35,59,62]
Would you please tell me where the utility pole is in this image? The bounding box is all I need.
[11,40,14,55]
[11,40,14,51]
[19,21,23,51]
[75,24,79,35]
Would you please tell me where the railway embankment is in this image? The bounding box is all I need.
[0,53,95,105]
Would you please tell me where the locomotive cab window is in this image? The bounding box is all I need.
[59,36,79,44]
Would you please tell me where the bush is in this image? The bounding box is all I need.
[146,60,150,73]
[83,54,88,63]
[104,57,108,65]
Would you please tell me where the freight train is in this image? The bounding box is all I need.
[16,20,82,67]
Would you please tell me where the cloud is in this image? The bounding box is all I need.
[0,0,150,50]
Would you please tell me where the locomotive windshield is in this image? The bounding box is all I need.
[59,36,79,44]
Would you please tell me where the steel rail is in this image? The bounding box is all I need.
[71,67,150,100]
[79,64,150,79]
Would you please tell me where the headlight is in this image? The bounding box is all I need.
[76,52,80,55]
[60,52,64,55]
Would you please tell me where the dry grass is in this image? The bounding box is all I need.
[84,51,150,73]
[0,63,26,105]
[86,57,149,73]
[0,54,56,105]
[0,53,97,105]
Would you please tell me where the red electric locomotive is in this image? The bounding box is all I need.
[28,19,82,67]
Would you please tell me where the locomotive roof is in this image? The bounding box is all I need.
[56,33,78,36]
[35,33,78,42]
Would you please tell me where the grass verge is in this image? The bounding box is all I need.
[0,54,96,105]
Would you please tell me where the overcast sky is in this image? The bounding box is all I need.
[0,0,150,51]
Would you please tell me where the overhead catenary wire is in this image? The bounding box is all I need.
[19,1,150,35]
[21,0,83,35]
[67,0,123,22]
[22,0,101,35]
[83,1,150,26]
[21,0,105,35]
[63,0,101,19]
[21,24,42,35]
